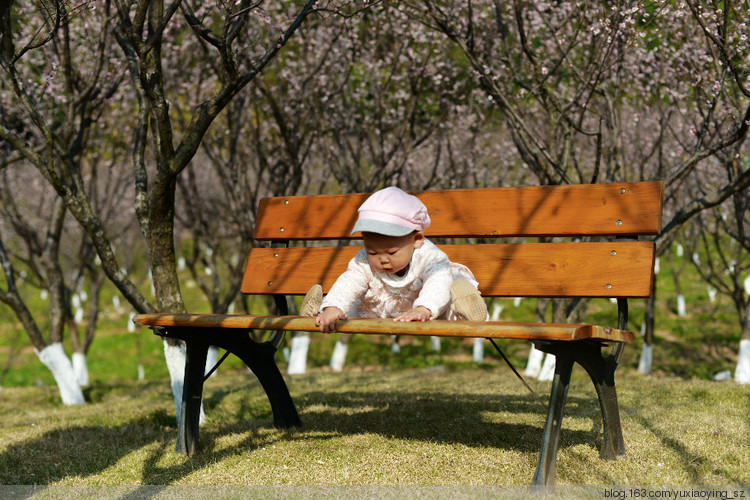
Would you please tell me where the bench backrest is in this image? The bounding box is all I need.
[242,182,663,299]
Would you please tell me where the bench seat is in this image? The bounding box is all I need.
[134,313,634,342]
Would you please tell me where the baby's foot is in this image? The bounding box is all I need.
[451,280,487,321]
[300,284,323,316]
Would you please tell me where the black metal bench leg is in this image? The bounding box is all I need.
[217,331,301,429]
[161,327,301,455]
[532,351,574,486]
[595,377,625,459]
[176,339,209,455]
[532,340,627,483]
[573,344,626,459]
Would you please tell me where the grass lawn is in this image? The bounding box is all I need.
[1,245,748,496]
[0,363,747,490]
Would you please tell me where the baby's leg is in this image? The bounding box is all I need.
[450,279,488,321]
[300,284,323,316]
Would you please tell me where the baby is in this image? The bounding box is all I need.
[301,186,487,332]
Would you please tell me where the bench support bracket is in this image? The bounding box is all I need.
[531,340,626,485]
[156,327,301,455]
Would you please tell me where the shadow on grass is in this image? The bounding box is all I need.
[197,385,604,459]
[287,389,597,453]
[0,382,604,486]
[0,409,177,485]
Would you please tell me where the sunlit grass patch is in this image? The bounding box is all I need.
[3,367,747,486]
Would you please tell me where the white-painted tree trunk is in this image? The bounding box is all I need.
[72,352,89,387]
[164,340,186,420]
[112,295,123,313]
[490,302,504,320]
[163,340,205,425]
[205,346,218,377]
[677,294,687,317]
[288,334,310,375]
[472,338,483,363]
[638,343,653,375]
[467,302,500,364]
[524,344,545,378]
[329,340,348,372]
[513,297,522,307]
[431,336,441,352]
[713,370,732,381]
[537,353,556,381]
[36,343,85,405]
[735,339,750,384]
[654,257,660,274]
[390,335,401,353]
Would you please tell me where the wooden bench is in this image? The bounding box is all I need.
[134,181,663,485]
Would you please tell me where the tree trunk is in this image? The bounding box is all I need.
[668,251,687,317]
[72,352,89,387]
[735,307,750,384]
[524,344,545,378]
[288,334,310,375]
[639,281,657,375]
[36,343,85,405]
[148,174,191,416]
[163,340,205,424]
[149,176,185,315]
[66,271,105,388]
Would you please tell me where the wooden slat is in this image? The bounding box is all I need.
[241,241,655,298]
[254,182,664,240]
[133,313,634,343]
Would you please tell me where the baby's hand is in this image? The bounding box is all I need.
[316,306,346,333]
[393,306,431,322]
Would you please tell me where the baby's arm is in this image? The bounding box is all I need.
[413,258,453,319]
[319,250,370,331]
[316,306,347,333]
[393,306,431,322]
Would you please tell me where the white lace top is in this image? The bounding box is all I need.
[320,239,477,319]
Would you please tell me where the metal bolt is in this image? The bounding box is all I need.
[616,220,623,226]
[606,284,612,289]
[279,226,285,232]
[273,253,279,258]
[620,188,626,194]
[267,281,273,286]
[284,200,289,205]
[611,250,617,256]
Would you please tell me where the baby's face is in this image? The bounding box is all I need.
[362,231,424,276]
